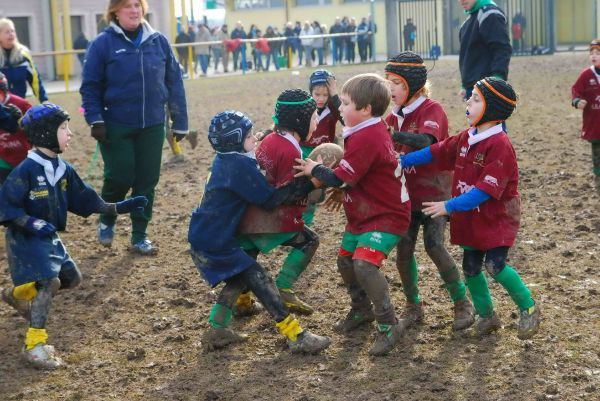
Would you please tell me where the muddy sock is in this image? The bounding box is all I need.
[440,267,467,303]
[465,272,494,318]
[275,314,303,341]
[25,327,48,350]
[492,265,534,311]
[208,303,232,329]
[398,255,420,304]
[276,249,309,289]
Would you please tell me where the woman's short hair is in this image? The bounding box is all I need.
[105,0,148,24]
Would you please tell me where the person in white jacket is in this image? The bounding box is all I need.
[300,21,314,67]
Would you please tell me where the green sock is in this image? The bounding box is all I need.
[440,266,467,303]
[465,272,494,317]
[492,265,535,310]
[208,303,232,329]
[593,167,600,176]
[275,248,310,289]
[399,255,420,304]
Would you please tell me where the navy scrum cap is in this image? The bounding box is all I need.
[309,69,335,92]
[21,103,70,153]
[208,110,253,153]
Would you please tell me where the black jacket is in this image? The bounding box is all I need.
[459,4,512,89]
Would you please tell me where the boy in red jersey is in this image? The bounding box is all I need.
[400,77,540,339]
[0,71,31,183]
[295,73,411,356]
[571,39,600,192]
[236,89,319,315]
[384,52,474,331]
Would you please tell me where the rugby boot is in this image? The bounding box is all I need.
[452,299,475,331]
[22,344,64,369]
[517,304,541,340]
[288,331,331,354]
[400,302,424,327]
[475,312,502,337]
[279,288,314,315]
[368,320,408,356]
[333,307,375,333]
[97,222,114,247]
[202,327,248,352]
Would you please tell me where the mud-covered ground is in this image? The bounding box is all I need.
[1,53,599,401]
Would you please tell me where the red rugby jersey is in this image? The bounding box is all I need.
[333,118,411,236]
[571,66,600,141]
[430,125,520,250]
[0,94,32,167]
[237,132,307,234]
[385,97,452,210]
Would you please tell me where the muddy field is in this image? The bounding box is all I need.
[1,53,599,401]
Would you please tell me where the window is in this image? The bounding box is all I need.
[70,15,83,42]
[234,0,283,10]
[11,17,30,49]
[96,14,108,33]
[296,0,332,6]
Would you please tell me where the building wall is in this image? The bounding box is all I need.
[0,0,172,79]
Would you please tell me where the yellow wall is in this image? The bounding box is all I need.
[555,0,595,44]
[226,0,390,54]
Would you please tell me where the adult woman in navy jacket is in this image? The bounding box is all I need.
[80,0,188,255]
[0,18,48,103]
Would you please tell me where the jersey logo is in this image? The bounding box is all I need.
[37,175,46,185]
[29,189,49,199]
[473,153,485,166]
[483,175,498,187]
[460,146,468,158]
[590,79,597,85]
[408,122,418,132]
[339,159,355,175]
[115,49,126,54]
[424,120,439,130]
[369,232,382,244]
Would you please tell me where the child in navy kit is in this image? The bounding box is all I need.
[188,110,330,354]
[400,77,541,339]
[236,89,319,316]
[0,103,147,368]
[295,73,411,356]
[384,52,474,331]
[571,39,600,193]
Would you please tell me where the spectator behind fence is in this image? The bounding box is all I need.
[458,0,511,100]
[264,26,281,71]
[294,21,303,66]
[511,11,526,53]
[231,21,247,71]
[329,17,344,65]
[73,32,90,68]
[0,18,48,103]
[195,24,211,76]
[283,22,295,62]
[312,22,324,66]
[300,21,314,68]
[80,0,188,255]
[346,18,357,63]
[175,28,192,74]
[356,17,368,63]
[366,14,377,61]
[213,24,230,73]
[403,18,416,51]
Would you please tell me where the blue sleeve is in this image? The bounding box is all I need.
[65,165,107,217]
[400,147,433,169]
[0,168,30,224]
[80,37,107,125]
[445,188,491,213]
[162,36,188,133]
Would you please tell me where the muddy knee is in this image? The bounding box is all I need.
[59,268,82,290]
[353,259,395,323]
